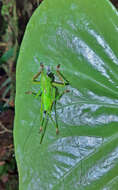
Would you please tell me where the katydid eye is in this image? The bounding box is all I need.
[47,71,51,75]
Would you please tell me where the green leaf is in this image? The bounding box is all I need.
[14,0,118,189]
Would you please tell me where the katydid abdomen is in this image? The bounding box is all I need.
[41,73,56,112]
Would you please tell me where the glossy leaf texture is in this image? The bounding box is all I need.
[14,0,118,189]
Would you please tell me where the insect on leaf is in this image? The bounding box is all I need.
[14,0,118,190]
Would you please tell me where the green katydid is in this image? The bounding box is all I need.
[27,63,70,144]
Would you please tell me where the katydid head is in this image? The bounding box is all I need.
[47,66,55,82]
[47,71,55,82]
[40,62,44,68]
[47,65,51,74]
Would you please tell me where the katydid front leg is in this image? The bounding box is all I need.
[32,62,44,84]
[56,64,69,86]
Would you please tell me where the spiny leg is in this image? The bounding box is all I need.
[39,99,44,133]
[40,111,49,133]
[53,101,59,134]
[40,111,49,144]
[56,64,69,85]
[49,111,59,134]
[32,62,44,84]
[56,89,70,101]
[40,116,44,133]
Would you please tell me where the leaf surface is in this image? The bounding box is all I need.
[14,0,118,189]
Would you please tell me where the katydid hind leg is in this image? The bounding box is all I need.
[56,89,70,101]
[40,111,48,133]
[40,99,44,133]
[54,101,59,134]
[48,111,59,135]
[40,112,49,144]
